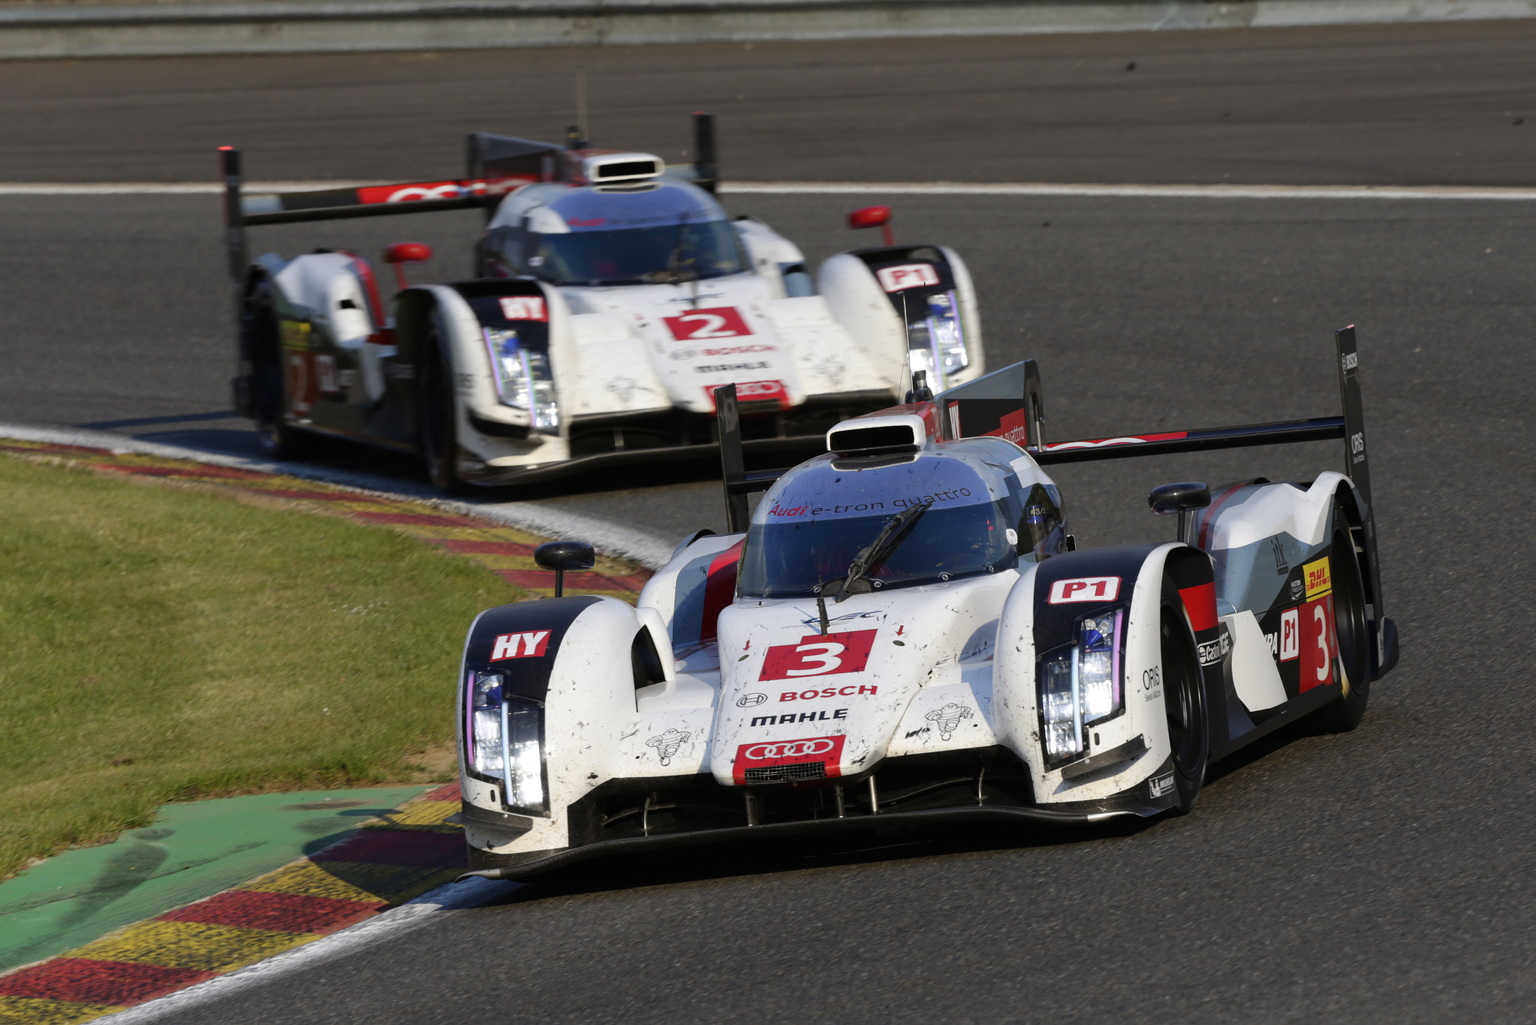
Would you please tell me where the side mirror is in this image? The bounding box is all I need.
[383,242,433,290]
[535,540,595,598]
[847,205,894,246]
[1148,482,1211,546]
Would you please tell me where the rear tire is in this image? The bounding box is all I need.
[250,298,304,460]
[1162,580,1208,815]
[1315,508,1371,733]
[419,317,465,495]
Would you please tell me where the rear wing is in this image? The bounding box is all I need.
[717,326,1375,530]
[218,112,720,288]
[1028,326,1373,511]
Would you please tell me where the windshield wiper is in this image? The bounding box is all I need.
[814,500,933,633]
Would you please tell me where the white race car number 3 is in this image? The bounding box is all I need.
[759,629,878,681]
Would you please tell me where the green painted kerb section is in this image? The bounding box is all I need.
[0,785,429,975]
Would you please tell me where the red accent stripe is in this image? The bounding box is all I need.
[350,511,482,528]
[1179,582,1218,633]
[157,889,384,934]
[435,539,539,556]
[254,488,391,503]
[316,829,465,867]
[335,250,389,333]
[0,958,217,1005]
[1196,482,1250,552]
[497,569,651,593]
[86,463,270,482]
[422,782,462,802]
[700,540,746,642]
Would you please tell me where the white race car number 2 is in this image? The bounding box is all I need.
[664,307,752,341]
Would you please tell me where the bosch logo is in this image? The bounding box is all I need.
[742,739,837,760]
[737,692,768,707]
[701,345,775,356]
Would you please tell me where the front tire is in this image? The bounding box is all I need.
[419,317,465,495]
[1162,580,1208,815]
[1315,509,1371,733]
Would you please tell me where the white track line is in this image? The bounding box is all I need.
[3,181,1536,200]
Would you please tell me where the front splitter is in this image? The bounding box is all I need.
[460,801,1145,881]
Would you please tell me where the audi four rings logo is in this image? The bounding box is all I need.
[742,739,836,760]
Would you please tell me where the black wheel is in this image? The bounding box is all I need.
[1161,580,1208,815]
[250,299,304,460]
[419,318,465,495]
[1315,509,1371,733]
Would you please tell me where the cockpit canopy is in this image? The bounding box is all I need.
[483,178,747,286]
[736,440,1068,600]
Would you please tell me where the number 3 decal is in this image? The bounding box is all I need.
[784,641,846,677]
[759,629,878,681]
[1300,595,1335,691]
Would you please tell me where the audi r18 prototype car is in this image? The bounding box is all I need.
[219,114,985,491]
[454,327,1399,877]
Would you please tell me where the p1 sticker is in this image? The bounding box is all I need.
[1278,609,1300,661]
[1048,577,1121,604]
[665,307,751,341]
[759,629,877,681]
[876,263,940,292]
[490,630,551,661]
[498,296,548,321]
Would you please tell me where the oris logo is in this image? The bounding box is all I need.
[741,738,837,760]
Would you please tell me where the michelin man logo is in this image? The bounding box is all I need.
[646,728,691,766]
[924,703,973,741]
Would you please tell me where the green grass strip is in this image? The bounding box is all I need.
[0,455,518,882]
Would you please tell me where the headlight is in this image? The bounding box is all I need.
[905,291,969,386]
[483,328,559,433]
[1038,609,1124,766]
[467,670,548,815]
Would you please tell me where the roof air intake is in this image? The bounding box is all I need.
[826,413,927,454]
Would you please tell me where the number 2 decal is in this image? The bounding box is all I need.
[759,629,878,681]
[664,307,752,341]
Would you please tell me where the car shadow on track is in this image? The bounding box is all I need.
[470,711,1350,904]
[86,414,753,504]
[468,817,1156,905]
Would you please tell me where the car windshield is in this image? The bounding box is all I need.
[528,218,745,286]
[737,502,1018,599]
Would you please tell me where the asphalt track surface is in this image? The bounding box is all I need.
[1,20,1533,1024]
